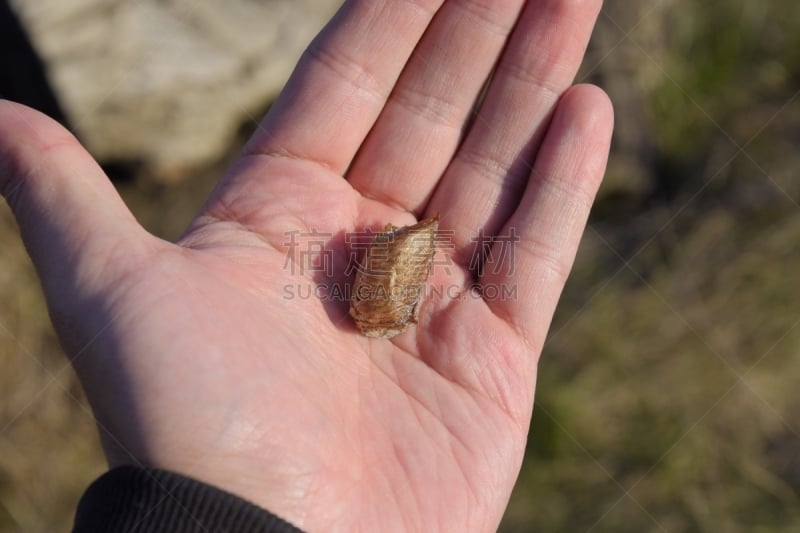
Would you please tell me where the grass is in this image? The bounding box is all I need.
[502,2,800,530]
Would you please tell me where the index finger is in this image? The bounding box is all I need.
[242,0,445,174]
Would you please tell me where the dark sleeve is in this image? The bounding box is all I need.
[73,465,304,533]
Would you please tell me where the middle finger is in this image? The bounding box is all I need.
[347,0,526,214]
[427,0,604,264]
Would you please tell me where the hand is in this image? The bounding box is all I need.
[0,0,612,531]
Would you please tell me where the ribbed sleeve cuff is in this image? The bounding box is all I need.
[73,465,304,532]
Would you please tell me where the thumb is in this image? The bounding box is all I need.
[0,100,151,312]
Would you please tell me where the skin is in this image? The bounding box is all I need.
[0,0,613,531]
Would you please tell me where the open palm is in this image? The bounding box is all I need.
[0,1,612,531]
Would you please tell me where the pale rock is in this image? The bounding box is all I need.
[9,0,341,180]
